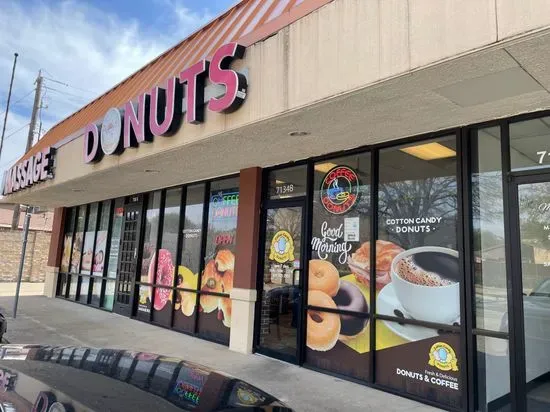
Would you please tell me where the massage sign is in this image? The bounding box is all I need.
[2,147,55,195]
[83,43,247,163]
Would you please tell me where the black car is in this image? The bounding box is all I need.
[0,314,6,342]
[0,345,292,411]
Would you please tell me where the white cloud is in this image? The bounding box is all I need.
[0,0,216,177]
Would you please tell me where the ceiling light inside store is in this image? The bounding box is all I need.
[288,131,310,136]
[400,143,456,160]
[314,162,338,173]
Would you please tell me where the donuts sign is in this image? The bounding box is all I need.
[320,166,359,214]
[84,42,248,164]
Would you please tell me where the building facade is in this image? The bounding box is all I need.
[3,1,550,410]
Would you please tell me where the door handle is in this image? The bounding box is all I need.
[292,268,301,286]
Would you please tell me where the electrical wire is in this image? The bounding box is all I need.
[43,85,90,101]
[0,88,36,117]
[3,123,30,142]
[43,76,98,97]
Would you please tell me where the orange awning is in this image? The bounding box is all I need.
[20,0,333,162]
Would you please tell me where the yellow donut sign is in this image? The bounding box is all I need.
[269,230,295,263]
[428,342,459,372]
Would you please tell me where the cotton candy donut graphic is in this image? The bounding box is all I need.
[307,259,369,351]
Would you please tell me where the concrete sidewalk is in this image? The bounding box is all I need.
[0,295,441,412]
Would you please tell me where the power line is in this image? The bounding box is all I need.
[3,123,30,142]
[43,85,90,101]
[0,88,35,118]
[43,76,98,97]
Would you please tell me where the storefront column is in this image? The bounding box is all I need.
[45,207,65,298]
[230,167,262,354]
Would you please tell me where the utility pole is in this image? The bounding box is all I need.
[13,206,32,319]
[11,70,42,229]
[26,70,42,151]
[0,52,19,163]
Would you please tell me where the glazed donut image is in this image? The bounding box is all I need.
[307,290,341,351]
[308,259,340,297]
[200,260,223,313]
[333,280,369,339]
[178,290,196,317]
[220,269,234,293]
[215,249,235,273]
[218,297,232,328]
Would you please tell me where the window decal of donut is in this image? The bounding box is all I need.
[320,166,360,215]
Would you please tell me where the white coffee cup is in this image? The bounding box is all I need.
[390,246,460,325]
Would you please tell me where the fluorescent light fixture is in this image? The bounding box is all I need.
[275,179,286,184]
[314,162,338,173]
[400,142,456,160]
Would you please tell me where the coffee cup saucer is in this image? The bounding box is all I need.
[377,283,440,341]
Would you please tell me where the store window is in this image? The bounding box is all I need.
[375,320,461,406]
[102,198,124,310]
[58,207,76,297]
[510,116,550,171]
[470,127,512,411]
[197,177,239,344]
[267,164,307,199]
[90,200,111,306]
[137,191,162,318]
[174,184,204,333]
[68,205,86,299]
[475,336,511,411]
[376,135,461,408]
[152,188,181,327]
[79,202,98,303]
[306,154,371,381]
[470,127,508,331]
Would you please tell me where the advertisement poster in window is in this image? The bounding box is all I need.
[307,160,372,381]
[151,249,175,326]
[138,284,152,315]
[174,185,203,332]
[81,231,95,274]
[70,232,83,273]
[198,184,238,343]
[373,138,461,408]
[107,206,124,278]
[61,234,72,273]
[92,230,107,275]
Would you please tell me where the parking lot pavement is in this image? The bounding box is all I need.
[0,295,441,412]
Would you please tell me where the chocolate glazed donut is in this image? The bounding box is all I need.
[333,280,369,336]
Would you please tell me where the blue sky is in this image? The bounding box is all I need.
[0,0,236,177]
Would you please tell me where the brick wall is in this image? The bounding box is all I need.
[0,228,51,282]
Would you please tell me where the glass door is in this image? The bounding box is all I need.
[113,201,142,316]
[257,204,305,363]
[513,176,550,411]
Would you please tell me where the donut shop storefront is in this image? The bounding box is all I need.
[3,1,550,411]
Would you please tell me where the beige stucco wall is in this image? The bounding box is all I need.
[7,0,550,206]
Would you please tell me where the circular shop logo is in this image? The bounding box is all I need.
[269,230,295,263]
[428,342,459,372]
[100,107,122,155]
[320,166,359,214]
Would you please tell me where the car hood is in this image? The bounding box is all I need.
[0,345,292,412]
